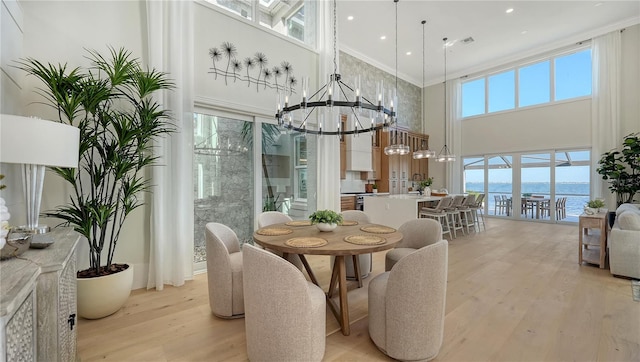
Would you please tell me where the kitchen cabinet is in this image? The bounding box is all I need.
[378,128,431,194]
[340,115,347,179]
[361,146,381,181]
[340,195,356,211]
[340,141,346,179]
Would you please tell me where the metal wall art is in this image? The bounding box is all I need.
[208,42,297,94]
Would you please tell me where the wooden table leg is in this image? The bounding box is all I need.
[327,260,339,298]
[336,255,350,335]
[353,255,363,288]
[296,254,319,287]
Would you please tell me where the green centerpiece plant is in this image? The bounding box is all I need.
[309,210,343,225]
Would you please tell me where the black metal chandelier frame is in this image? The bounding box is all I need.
[274,0,397,136]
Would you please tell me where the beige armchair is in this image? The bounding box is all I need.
[242,244,326,362]
[205,222,244,319]
[385,218,443,271]
[369,239,449,361]
[257,211,304,270]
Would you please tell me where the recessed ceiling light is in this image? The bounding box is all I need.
[506,8,514,13]
[380,35,386,40]
[347,15,354,20]
[406,51,412,55]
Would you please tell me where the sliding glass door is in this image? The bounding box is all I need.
[193,113,254,266]
[464,149,590,223]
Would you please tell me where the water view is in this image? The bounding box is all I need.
[466,182,590,222]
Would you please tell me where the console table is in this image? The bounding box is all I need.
[578,211,608,269]
[0,228,82,361]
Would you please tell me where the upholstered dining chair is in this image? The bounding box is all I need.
[369,239,448,361]
[385,218,443,272]
[257,211,304,270]
[337,210,372,280]
[205,222,244,319]
[242,244,326,362]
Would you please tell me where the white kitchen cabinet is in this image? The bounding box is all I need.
[346,133,373,171]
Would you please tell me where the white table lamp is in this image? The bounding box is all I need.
[0,114,79,233]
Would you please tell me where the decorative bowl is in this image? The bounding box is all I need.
[0,232,31,260]
[316,223,337,232]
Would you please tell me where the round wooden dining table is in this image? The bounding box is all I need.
[253,221,402,336]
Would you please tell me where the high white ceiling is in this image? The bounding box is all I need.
[337,1,640,87]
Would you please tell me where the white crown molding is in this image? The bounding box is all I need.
[428,16,640,86]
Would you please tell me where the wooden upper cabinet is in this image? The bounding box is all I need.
[340,115,347,179]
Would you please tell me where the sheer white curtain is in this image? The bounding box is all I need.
[591,30,621,208]
[446,79,463,193]
[146,0,194,290]
[316,0,340,211]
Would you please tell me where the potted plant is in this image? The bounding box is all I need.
[309,209,343,232]
[19,47,174,319]
[417,177,433,196]
[585,199,606,214]
[372,184,378,194]
[596,132,640,206]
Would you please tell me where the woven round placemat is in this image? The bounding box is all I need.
[285,220,312,226]
[284,237,328,248]
[360,225,396,234]
[341,220,359,226]
[256,227,293,236]
[344,234,386,245]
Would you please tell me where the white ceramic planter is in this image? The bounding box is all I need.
[77,264,134,319]
[316,223,337,232]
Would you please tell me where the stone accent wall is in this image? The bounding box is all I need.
[340,51,422,133]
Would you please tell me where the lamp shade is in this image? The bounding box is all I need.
[0,114,79,168]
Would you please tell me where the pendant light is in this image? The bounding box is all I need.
[436,37,456,162]
[384,0,410,156]
[413,20,436,160]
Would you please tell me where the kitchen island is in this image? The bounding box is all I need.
[363,194,442,228]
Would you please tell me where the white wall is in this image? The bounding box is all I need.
[1,0,26,227]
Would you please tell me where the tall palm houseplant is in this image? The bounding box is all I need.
[19,47,174,278]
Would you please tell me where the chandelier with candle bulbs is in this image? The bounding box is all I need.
[275,0,398,136]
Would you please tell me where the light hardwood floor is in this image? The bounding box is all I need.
[77,218,640,361]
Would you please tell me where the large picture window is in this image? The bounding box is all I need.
[461,47,591,118]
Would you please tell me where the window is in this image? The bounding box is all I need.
[208,0,316,48]
[555,49,592,101]
[461,47,591,118]
[462,78,485,117]
[519,61,550,107]
[488,70,515,113]
[294,136,307,200]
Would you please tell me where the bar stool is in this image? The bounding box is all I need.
[419,196,453,240]
[473,194,486,231]
[458,194,477,234]
[444,195,465,238]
